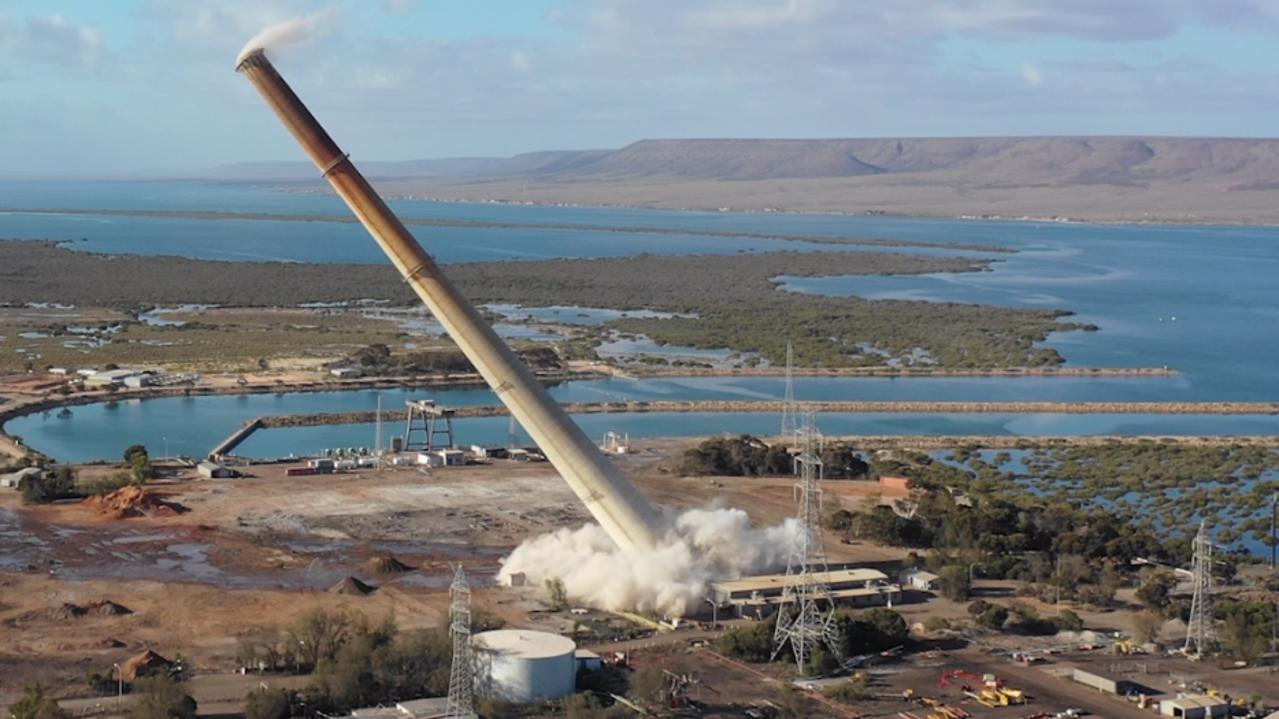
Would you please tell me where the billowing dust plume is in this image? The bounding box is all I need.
[236,10,338,66]
[498,507,799,617]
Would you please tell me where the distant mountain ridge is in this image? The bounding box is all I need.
[194,136,1279,188]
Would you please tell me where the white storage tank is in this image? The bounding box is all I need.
[472,629,576,702]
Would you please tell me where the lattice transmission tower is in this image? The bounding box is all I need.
[445,565,477,719]
[771,410,843,674]
[780,342,798,438]
[1183,521,1216,658]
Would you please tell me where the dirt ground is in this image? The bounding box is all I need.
[2,440,1275,716]
[0,441,907,705]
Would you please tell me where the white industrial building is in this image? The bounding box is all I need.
[1,466,43,489]
[900,569,940,591]
[348,697,448,719]
[709,568,901,618]
[85,369,146,388]
[438,449,465,466]
[471,629,577,702]
[1160,696,1231,719]
[196,462,236,479]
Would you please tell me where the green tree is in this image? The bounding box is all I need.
[9,684,70,719]
[937,564,972,601]
[289,608,355,671]
[1219,605,1270,664]
[1131,612,1163,645]
[976,605,1010,630]
[244,688,293,719]
[546,578,569,611]
[19,466,78,504]
[129,676,196,719]
[1052,609,1085,633]
[123,445,149,464]
[717,619,776,662]
[1136,570,1177,615]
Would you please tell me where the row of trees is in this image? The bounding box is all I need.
[718,607,909,674]
[18,445,156,505]
[680,435,869,478]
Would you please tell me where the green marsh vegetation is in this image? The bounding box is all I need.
[0,241,1086,370]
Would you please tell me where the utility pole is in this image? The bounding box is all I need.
[772,410,843,674]
[1183,521,1215,658]
[445,565,477,719]
[780,341,797,438]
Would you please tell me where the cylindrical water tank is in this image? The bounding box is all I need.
[472,629,576,702]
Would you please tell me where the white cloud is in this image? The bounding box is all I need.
[1021,62,1042,87]
[684,0,834,30]
[0,12,105,66]
[510,50,533,75]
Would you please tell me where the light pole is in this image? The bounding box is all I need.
[112,662,122,706]
[703,596,719,629]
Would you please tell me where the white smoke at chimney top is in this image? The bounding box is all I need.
[236,9,339,67]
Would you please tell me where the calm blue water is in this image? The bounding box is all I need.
[6,182,1279,397]
[233,412,1279,461]
[0,374,1232,463]
[781,224,1279,398]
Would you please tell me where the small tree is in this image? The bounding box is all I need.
[244,688,293,719]
[1136,570,1177,614]
[1131,612,1163,645]
[546,578,569,611]
[1052,609,1085,633]
[9,684,70,719]
[937,564,972,601]
[123,445,149,464]
[129,676,197,719]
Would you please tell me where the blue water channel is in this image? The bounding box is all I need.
[1,375,1262,463]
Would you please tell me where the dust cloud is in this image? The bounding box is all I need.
[498,506,799,617]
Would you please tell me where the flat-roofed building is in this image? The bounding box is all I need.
[710,568,900,617]
[1160,695,1230,719]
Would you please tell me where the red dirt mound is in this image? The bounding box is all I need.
[328,577,378,596]
[84,600,132,617]
[121,649,172,681]
[85,486,187,519]
[361,555,414,575]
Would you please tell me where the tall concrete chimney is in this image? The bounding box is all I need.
[235,50,658,552]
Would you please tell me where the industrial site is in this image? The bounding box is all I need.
[5,6,1279,719]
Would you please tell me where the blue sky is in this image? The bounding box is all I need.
[3,0,1279,176]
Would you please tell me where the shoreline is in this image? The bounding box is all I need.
[0,367,1192,461]
[249,400,1279,432]
[283,184,1279,229]
[0,207,1011,254]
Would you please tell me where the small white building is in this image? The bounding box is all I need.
[900,569,940,591]
[196,461,236,479]
[85,369,143,388]
[123,373,154,389]
[2,467,43,489]
[437,449,465,467]
[1160,695,1231,719]
[75,368,98,377]
[330,367,362,379]
[416,452,444,467]
[48,367,69,376]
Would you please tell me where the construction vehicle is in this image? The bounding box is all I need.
[969,687,1027,707]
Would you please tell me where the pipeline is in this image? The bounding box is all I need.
[235,50,658,551]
